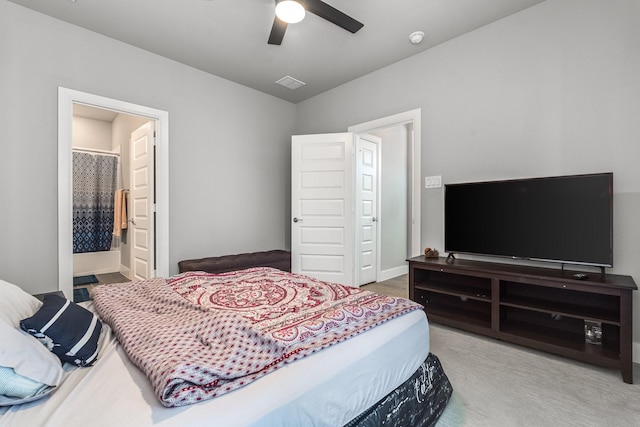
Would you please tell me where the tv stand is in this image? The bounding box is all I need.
[408,256,637,383]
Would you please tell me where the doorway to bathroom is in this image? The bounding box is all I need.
[58,87,169,299]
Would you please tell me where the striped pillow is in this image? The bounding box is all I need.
[20,294,102,367]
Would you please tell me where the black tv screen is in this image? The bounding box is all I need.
[444,173,613,267]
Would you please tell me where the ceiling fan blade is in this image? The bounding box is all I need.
[268,17,288,45]
[304,0,364,34]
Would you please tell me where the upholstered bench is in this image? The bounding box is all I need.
[178,249,291,274]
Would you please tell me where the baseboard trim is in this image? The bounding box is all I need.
[120,265,131,280]
[379,265,409,282]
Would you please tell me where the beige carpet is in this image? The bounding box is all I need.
[432,323,640,426]
[364,276,640,426]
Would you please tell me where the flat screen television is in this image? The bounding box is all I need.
[444,172,613,268]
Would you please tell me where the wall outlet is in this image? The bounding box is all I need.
[425,175,442,189]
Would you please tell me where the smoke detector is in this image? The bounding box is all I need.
[409,31,425,44]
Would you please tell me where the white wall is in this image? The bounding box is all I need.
[112,113,149,186]
[370,126,409,273]
[111,113,150,272]
[0,0,296,294]
[72,116,112,150]
[295,0,640,358]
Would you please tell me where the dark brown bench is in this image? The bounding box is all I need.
[178,250,291,274]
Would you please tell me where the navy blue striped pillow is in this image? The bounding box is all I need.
[20,294,102,367]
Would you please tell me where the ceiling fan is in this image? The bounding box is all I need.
[268,0,364,45]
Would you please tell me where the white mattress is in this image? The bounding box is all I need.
[0,303,429,427]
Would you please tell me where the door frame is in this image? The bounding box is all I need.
[57,87,169,299]
[348,108,422,281]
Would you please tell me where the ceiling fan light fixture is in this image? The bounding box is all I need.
[275,0,306,24]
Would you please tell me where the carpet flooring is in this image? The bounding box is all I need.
[431,324,640,426]
[364,275,640,426]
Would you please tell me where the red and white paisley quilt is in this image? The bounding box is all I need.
[92,267,421,407]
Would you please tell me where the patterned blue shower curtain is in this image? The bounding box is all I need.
[73,152,118,253]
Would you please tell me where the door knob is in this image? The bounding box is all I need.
[293,217,303,223]
[372,217,378,222]
[130,219,136,226]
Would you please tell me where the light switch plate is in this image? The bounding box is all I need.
[425,175,442,189]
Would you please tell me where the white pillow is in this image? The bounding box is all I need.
[0,322,63,387]
[0,279,42,327]
[0,279,63,387]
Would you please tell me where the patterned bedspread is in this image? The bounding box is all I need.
[91,268,422,407]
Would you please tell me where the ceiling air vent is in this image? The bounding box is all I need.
[276,75,306,90]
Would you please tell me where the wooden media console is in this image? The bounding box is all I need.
[408,256,637,383]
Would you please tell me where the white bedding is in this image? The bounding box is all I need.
[0,303,429,427]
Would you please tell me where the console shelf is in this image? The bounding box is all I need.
[414,282,491,302]
[499,296,621,324]
[408,256,637,383]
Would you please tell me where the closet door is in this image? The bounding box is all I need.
[291,133,354,286]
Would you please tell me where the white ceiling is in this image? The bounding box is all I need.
[10,0,546,103]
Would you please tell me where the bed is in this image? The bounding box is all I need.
[0,257,452,426]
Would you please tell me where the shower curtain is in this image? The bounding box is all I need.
[73,152,118,253]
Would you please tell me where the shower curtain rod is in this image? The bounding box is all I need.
[73,147,120,157]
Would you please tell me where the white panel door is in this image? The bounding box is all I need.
[356,134,380,285]
[130,122,155,280]
[292,133,354,286]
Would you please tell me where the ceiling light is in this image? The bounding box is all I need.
[275,0,306,24]
[409,31,425,44]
